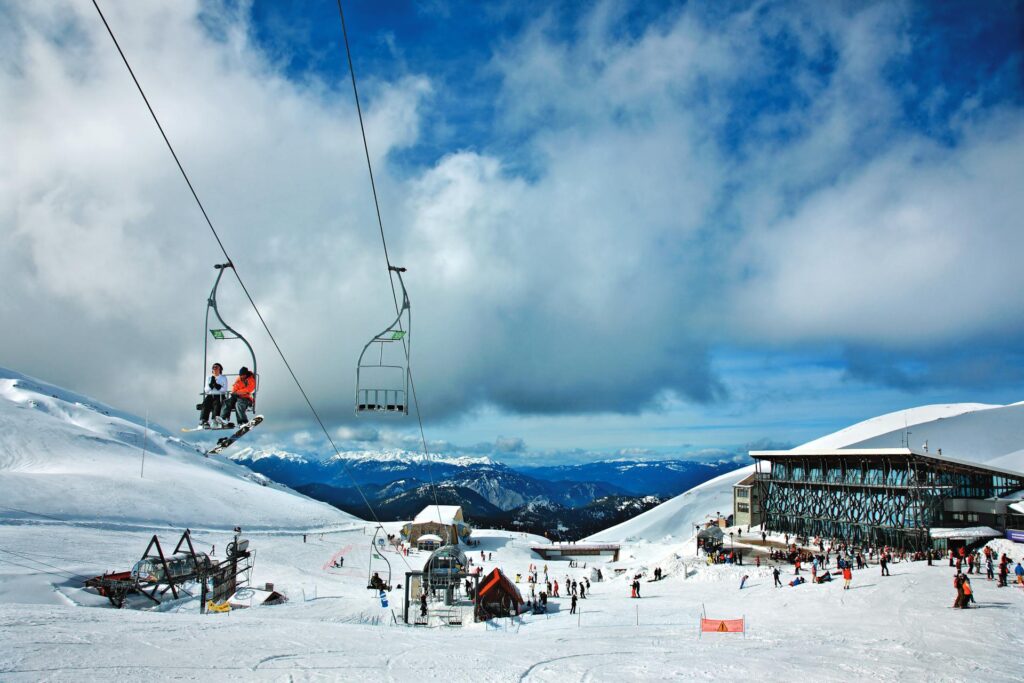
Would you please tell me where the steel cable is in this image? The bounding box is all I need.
[91,0,414,574]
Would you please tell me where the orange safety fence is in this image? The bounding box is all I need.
[700,617,745,633]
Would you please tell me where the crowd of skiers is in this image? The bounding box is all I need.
[703,548,744,565]
[947,545,1024,591]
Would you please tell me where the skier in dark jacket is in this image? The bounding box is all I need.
[570,594,578,614]
[198,363,228,428]
[773,566,782,587]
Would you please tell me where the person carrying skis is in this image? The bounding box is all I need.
[219,367,256,427]
[198,363,228,428]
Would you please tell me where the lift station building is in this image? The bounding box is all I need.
[745,447,1024,551]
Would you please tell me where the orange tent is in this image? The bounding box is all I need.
[476,568,524,619]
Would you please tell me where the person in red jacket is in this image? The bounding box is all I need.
[219,367,256,427]
[842,566,852,590]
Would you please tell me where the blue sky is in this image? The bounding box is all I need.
[3,0,1024,464]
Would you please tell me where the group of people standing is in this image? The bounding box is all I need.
[198,363,256,428]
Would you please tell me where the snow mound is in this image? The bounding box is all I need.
[796,402,999,452]
[838,403,1024,473]
[0,366,359,530]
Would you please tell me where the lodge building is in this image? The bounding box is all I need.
[738,447,1024,551]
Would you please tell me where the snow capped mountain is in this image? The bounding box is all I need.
[518,459,732,496]
[0,367,359,530]
[326,449,495,467]
[230,446,493,468]
[232,446,309,464]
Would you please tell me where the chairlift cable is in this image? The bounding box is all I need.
[0,547,93,583]
[0,504,71,524]
[90,0,415,573]
[0,555,88,582]
[335,0,451,540]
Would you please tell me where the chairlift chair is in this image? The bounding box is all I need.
[355,266,410,415]
[367,525,393,591]
[202,262,258,406]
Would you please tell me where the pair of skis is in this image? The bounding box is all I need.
[182,415,264,456]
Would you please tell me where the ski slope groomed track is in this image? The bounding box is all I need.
[1,522,1023,681]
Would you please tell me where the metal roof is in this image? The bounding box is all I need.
[749,447,1024,479]
[413,505,462,525]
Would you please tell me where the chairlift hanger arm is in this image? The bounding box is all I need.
[202,263,257,392]
[357,267,410,356]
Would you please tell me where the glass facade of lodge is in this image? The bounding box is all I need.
[752,451,1024,551]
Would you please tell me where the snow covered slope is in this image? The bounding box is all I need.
[590,401,1024,543]
[795,402,998,451]
[833,403,1024,473]
[0,367,359,530]
[587,465,755,543]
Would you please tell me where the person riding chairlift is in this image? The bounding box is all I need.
[218,367,256,428]
[198,363,228,429]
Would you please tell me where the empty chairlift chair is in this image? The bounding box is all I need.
[355,266,410,415]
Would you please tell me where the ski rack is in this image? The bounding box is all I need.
[355,266,410,415]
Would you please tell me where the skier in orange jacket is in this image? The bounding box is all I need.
[219,367,256,427]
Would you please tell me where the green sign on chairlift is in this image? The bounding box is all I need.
[210,329,228,340]
[389,331,406,341]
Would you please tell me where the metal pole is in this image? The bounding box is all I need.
[139,410,149,478]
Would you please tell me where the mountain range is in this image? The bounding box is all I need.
[229,447,734,538]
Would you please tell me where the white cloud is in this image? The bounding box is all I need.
[2,0,1022,442]
[729,114,1024,346]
